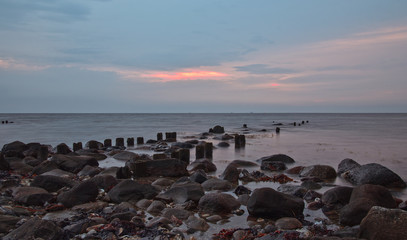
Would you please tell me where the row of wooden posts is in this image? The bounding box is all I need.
[72,132,177,152]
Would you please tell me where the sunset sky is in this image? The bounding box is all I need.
[1,0,407,113]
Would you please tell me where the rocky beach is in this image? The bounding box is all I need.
[1,122,407,240]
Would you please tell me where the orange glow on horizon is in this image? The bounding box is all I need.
[143,70,228,81]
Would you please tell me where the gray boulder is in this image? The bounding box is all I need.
[1,141,28,158]
[247,187,304,219]
[51,154,98,173]
[13,186,53,206]
[321,186,353,209]
[202,178,233,191]
[113,151,139,161]
[0,153,10,170]
[3,217,63,240]
[341,163,406,188]
[57,181,99,208]
[359,206,407,240]
[339,184,397,226]
[108,180,159,203]
[337,158,361,175]
[299,165,337,179]
[31,175,77,192]
[198,193,240,214]
[157,181,204,203]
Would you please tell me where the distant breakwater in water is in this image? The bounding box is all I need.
[1,115,407,239]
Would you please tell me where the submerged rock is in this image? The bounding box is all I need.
[256,154,295,164]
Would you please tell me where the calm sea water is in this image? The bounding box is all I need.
[0,113,406,179]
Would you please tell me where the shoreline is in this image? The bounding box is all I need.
[1,125,407,239]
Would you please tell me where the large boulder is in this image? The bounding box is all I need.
[157,181,204,204]
[202,178,233,192]
[337,158,361,175]
[341,163,406,188]
[0,215,21,233]
[339,184,397,226]
[221,164,239,184]
[256,154,295,164]
[31,175,77,192]
[32,160,59,175]
[126,158,188,177]
[113,151,139,161]
[198,193,240,214]
[3,217,63,240]
[57,181,99,208]
[189,159,217,173]
[247,187,304,219]
[87,174,118,191]
[299,165,337,179]
[359,206,407,240]
[108,180,159,203]
[55,143,72,154]
[51,154,98,173]
[13,186,53,206]
[0,153,10,170]
[1,141,28,158]
[321,186,353,210]
[210,125,225,134]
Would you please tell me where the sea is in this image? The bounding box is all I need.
[1,113,406,235]
[1,113,406,175]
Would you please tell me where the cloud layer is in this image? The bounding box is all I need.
[1,1,407,112]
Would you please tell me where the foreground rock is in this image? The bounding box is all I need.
[339,184,397,226]
[321,186,353,210]
[157,181,204,203]
[1,141,28,157]
[51,154,98,173]
[359,206,407,240]
[13,186,53,206]
[108,179,159,203]
[198,193,240,214]
[3,217,63,240]
[57,181,99,208]
[339,161,406,188]
[0,215,21,233]
[247,188,304,219]
[31,175,76,192]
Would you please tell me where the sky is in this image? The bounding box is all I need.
[1,0,407,113]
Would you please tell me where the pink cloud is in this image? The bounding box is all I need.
[142,70,228,82]
[0,58,49,71]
